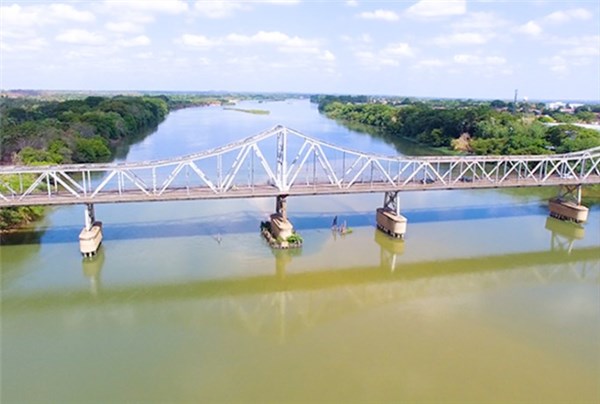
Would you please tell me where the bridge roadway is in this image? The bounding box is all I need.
[1,177,600,207]
[1,125,599,207]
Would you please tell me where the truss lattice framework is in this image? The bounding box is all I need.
[1,125,600,207]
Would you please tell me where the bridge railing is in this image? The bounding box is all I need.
[1,126,599,206]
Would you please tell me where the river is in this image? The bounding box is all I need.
[1,99,599,403]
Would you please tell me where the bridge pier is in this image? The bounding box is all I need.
[376,191,407,239]
[549,185,589,223]
[79,203,103,258]
[268,195,295,245]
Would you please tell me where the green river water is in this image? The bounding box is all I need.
[1,100,599,403]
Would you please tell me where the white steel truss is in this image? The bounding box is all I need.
[1,125,600,207]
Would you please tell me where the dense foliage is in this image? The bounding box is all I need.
[316,97,600,155]
[0,95,168,230]
[1,95,168,164]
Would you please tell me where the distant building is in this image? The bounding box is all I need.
[546,101,566,110]
[546,101,584,111]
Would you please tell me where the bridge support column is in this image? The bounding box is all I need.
[79,203,103,258]
[376,191,407,239]
[269,195,295,244]
[549,185,589,223]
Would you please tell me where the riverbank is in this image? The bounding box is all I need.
[316,97,600,156]
[0,95,171,231]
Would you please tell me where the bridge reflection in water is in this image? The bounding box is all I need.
[5,225,597,345]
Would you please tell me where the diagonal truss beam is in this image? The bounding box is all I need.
[0,127,598,206]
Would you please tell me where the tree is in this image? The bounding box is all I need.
[73,136,111,163]
[490,99,507,109]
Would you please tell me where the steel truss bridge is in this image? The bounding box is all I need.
[1,125,600,207]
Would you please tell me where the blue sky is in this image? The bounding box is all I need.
[1,0,599,101]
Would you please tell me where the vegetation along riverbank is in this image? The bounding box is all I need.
[312,95,600,155]
[0,93,262,231]
[312,94,600,202]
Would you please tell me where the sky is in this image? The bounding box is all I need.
[1,0,599,101]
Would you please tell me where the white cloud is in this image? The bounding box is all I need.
[258,0,300,4]
[540,56,568,74]
[226,31,316,50]
[97,0,186,30]
[1,36,48,52]
[56,29,106,45]
[543,8,592,24]
[516,21,542,36]
[549,35,600,48]
[193,0,298,18]
[194,0,246,18]
[539,35,599,75]
[1,3,95,33]
[135,52,153,59]
[49,4,95,22]
[453,54,505,65]
[116,35,151,47]
[382,42,414,57]
[406,0,466,18]
[359,9,399,21]
[177,30,330,62]
[103,0,188,14]
[320,50,336,61]
[355,42,415,69]
[452,12,508,31]
[484,56,506,65]
[433,32,490,46]
[179,34,217,48]
[562,45,600,57]
[105,21,144,34]
[0,4,41,29]
[346,0,359,7]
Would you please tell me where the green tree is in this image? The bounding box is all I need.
[73,136,111,163]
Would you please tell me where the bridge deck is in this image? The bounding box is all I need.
[1,177,599,207]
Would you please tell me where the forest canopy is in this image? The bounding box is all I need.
[314,97,600,155]
[1,95,169,164]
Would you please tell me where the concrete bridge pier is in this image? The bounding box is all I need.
[548,185,589,223]
[270,195,294,241]
[376,191,407,239]
[79,203,103,258]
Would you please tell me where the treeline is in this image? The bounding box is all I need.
[1,95,168,164]
[0,95,169,230]
[317,98,600,155]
